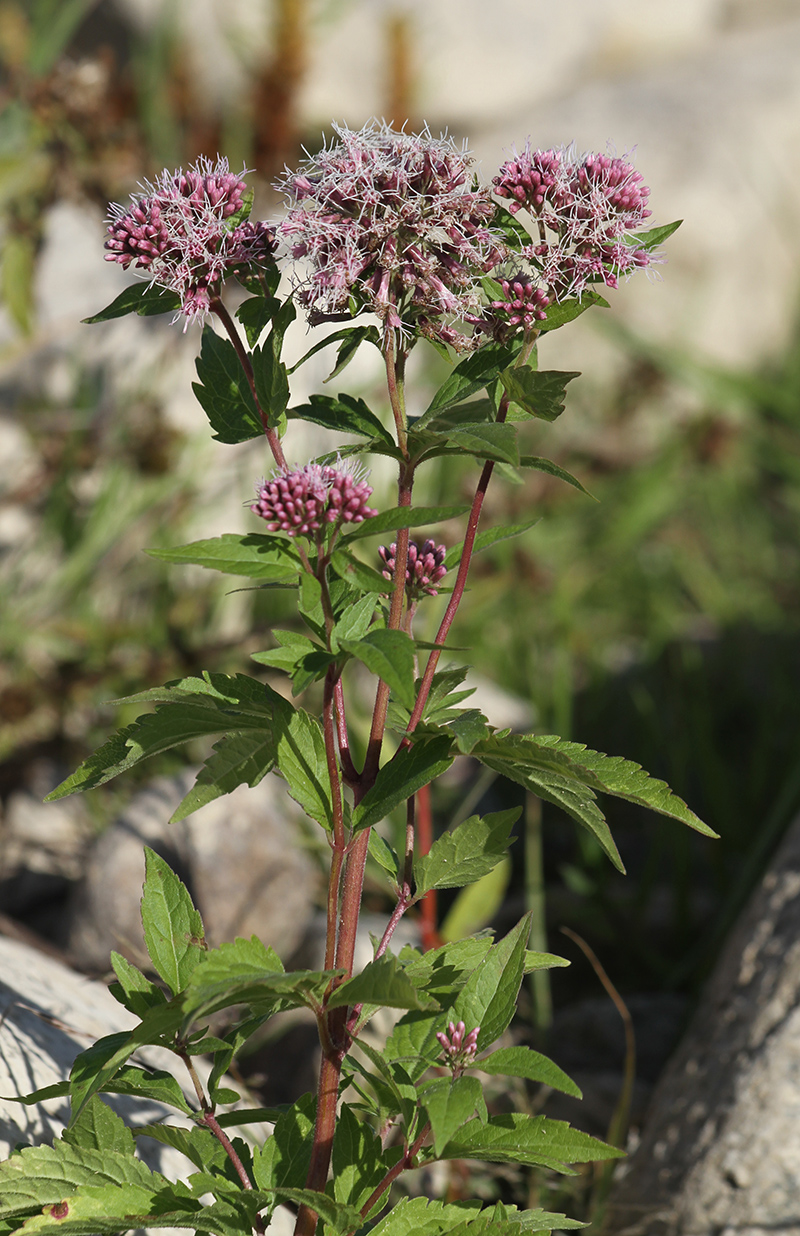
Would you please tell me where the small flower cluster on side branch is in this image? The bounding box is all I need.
[251,461,377,542]
[379,539,448,600]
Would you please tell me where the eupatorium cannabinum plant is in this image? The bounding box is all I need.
[0,120,715,1236]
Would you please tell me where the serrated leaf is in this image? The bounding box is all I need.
[0,1139,158,1222]
[444,709,490,754]
[438,1112,623,1171]
[171,731,277,821]
[352,736,454,832]
[252,340,290,425]
[69,1002,186,1122]
[287,391,393,445]
[368,829,400,883]
[131,1123,220,1172]
[108,951,166,1018]
[443,423,520,465]
[475,1047,581,1098]
[471,733,624,870]
[420,343,519,422]
[332,1103,391,1213]
[517,455,594,497]
[146,533,301,580]
[141,848,205,995]
[440,858,511,943]
[273,1187,363,1233]
[452,915,530,1052]
[414,809,519,898]
[252,1093,316,1190]
[193,326,263,444]
[270,693,334,829]
[331,593,377,644]
[339,629,417,712]
[97,1064,194,1114]
[368,1196,487,1236]
[62,1096,134,1155]
[236,293,280,346]
[531,735,717,837]
[341,504,469,542]
[421,1075,487,1156]
[499,369,580,422]
[327,952,439,1012]
[422,399,495,433]
[182,935,334,1025]
[82,281,181,324]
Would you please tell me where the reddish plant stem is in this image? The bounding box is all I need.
[404,394,510,737]
[322,668,347,972]
[180,1051,264,1234]
[295,1047,343,1236]
[416,783,440,950]
[210,297,287,470]
[357,1121,432,1221]
[333,677,358,786]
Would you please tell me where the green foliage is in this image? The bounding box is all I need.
[435,1112,622,1171]
[82,282,182,323]
[140,847,206,995]
[414,810,520,896]
[192,328,263,443]
[146,533,301,581]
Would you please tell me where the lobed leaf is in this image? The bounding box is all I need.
[499,368,581,422]
[170,731,277,821]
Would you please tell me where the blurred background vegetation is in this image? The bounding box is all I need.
[1,0,800,1212]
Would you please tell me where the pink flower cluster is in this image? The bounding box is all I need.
[379,539,448,599]
[493,142,655,299]
[105,157,277,323]
[477,271,551,342]
[436,1020,480,1077]
[251,461,377,539]
[278,120,505,350]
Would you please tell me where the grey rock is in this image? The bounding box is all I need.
[67,770,318,972]
[607,813,800,1235]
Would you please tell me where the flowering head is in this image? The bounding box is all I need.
[105,156,277,324]
[436,1021,480,1078]
[278,120,506,350]
[251,459,376,542]
[379,539,448,600]
[493,141,657,302]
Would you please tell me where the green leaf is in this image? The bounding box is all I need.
[94,1064,194,1113]
[420,399,495,433]
[108,951,166,1018]
[518,455,594,497]
[400,937,494,1001]
[352,736,454,832]
[339,629,417,712]
[327,953,439,1012]
[470,733,624,871]
[331,593,377,644]
[0,1138,158,1222]
[332,1103,392,1213]
[630,219,682,249]
[171,731,277,821]
[438,1112,623,1171]
[182,935,334,1025]
[414,809,519,897]
[499,369,581,422]
[421,423,520,466]
[69,1003,186,1122]
[444,515,540,570]
[422,1075,487,1156]
[341,504,469,542]
[442,709,490,754]
[252,1093,316,1190]
[536,290,609,334]
[146,533,301,580]
[288,323,382,379]
[421,343,519,422]
[368,830,399,883]
[272,1188,363,1234]
[270,693,334,829]
[452,915,530,1052]
[62,1096,134,1155]
[140,848,206,995]
[368,1197,486,1236]
[192,326,262,444]
[82,281,181,324]
[531,734,717,838]
[287,391,393,445]
[252,632,335,695]
[252,343,289,426]
[236,294,280,346]
[440,859,511,942]
[476,1047,581,1098]
[524,950,570,972]
[45,673,275,800]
